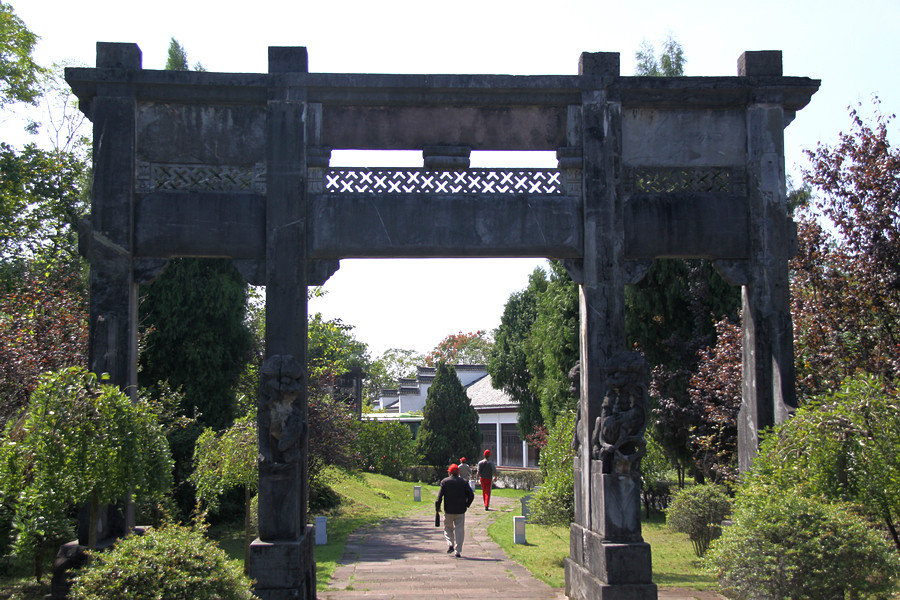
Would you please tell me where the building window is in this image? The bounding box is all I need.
[501,424,522,466]
[479,424,496,459]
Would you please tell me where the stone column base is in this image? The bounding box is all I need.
[566,523,657,600]
[249,525,316,599]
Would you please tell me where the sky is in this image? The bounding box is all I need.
[7,0,899,357]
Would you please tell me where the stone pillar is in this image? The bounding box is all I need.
[738,51,797,472]
[248,46,316,600]
[81,42,142,544]
[565,52,657,600]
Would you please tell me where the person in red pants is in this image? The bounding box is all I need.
[476,449,496,510]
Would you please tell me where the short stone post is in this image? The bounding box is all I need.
[514,516,526,544]
[315,516,327,545]
[413,486,422,502]
[520,495,532,522]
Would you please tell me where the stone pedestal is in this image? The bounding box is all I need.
[566,523,656,599]
[248,526,316,600]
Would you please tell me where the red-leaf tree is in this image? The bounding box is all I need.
[425,330,492,366]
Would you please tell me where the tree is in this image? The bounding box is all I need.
[0,2,43,106]
[356,419,417,478]
[526,261,580,427]
[666,484,730,557]
[0,260,87,426]
[416,362,480,467]
[425,330,493,366]
[634,34,685,77]
[745,374,900,552]
[165,37,189,71]
[489,267,548,437]
[794,99,900,392]
[527,409,576,526]
[192,415,257,571]
[0,368,171,580]
[137,41,253,517]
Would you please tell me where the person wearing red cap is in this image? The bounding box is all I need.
[476,449,496,510]
[435,463,474,557]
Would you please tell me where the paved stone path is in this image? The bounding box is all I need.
[319,495,726,600]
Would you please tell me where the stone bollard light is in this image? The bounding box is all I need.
[514,515,526,544]
[315,516,327,545]
[413,485,421,502]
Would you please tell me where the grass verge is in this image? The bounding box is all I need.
[486,493,717,590]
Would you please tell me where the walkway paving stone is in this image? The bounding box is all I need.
[319,494,725,600]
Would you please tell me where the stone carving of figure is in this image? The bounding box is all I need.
[259,355,308,464]
[569,360,581,452]
[590,352,649,475]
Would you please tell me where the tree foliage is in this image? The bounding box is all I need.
[356,419,417,478]
[706,487,900,599]
[0,368,171,579]
[527,409,576,526]
[634,34,685,77]
[745,374,900,551]
[425,330,492,366]
[489,267,548,436]
[666,484,731,557]
[525,261,580,427]
[416,363,481,467]
[70,522,255,600]
[0,143,89,263]
[0,2,44,106]
[794,100,900,393]
[0,260,87,426]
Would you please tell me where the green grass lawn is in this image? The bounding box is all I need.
[485,489,717,590]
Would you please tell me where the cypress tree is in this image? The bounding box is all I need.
[416,363,481,468]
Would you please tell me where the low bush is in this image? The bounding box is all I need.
[706,488,900,599]
[69,523,254,600]
[355,420,417,479]
[494,469,542,490]
[398,465,445,485]
[666,483,730,557]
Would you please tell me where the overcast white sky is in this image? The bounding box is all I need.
[8,0,899,357]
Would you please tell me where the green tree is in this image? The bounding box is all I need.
[489,267,548,437]
[191,415,257,571]
[666,483,731,557]
[526,261,579,427]
[356,419,417,478]
[634,34,685,77]
[0,2,43,106]
[0,368,172,580]
[165,37,189,71]
[416,362,481,467]
[746,374,900,551]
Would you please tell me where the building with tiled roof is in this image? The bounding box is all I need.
[369,365,537,468]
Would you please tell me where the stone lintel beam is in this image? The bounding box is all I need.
[422,145,471,170]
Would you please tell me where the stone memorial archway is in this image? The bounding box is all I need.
[67,44,818,599]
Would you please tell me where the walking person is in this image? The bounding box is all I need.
[476,449,495,510]
[457,457,474,492]
[435,463,474,557]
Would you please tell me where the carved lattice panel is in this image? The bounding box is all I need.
[626,167,745,195]
[324,168,564,195]
[145,164,256,192]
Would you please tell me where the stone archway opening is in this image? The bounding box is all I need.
[67,44,818,599]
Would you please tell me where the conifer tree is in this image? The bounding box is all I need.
[416,363,481,468]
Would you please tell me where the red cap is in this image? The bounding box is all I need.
[484,449,491,456]
[460,457,466,462]
[448,464,459,474]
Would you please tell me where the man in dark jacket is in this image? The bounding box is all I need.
[435,463,475,557]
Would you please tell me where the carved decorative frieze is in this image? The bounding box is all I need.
[135,161,266,193]
[624,166,746,195]
[324,168,565,195]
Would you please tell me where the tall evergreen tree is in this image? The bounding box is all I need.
[138,40,251,515]
[416,363,481,468]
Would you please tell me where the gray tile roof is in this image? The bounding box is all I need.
[465,374,517,410]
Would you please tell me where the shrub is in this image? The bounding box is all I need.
[529,410,575,526]
[666,483,730,557]
[494,469,542,490]
[398,465,445,485]
[356,419,418,478]
[69,523,254,600]
[706,488,900,599]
